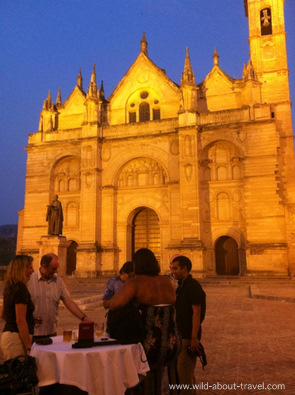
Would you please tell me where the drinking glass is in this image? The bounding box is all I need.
[95,323,105,338]
[63,329,73,342]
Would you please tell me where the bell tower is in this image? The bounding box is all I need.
[244,0,290,103]
[245,0,295,276]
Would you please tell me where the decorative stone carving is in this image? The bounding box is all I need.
[232,189,242,202]
[184,135,192,157]
[85,172,92,189]
[101,147,111,162]
[162,192,169,203]
[170,139,179,155]
[137,67,150,83]
[117,196,124,205]
[118,158,167,187]
[66,201,79,226]
[85,146,94,167]
[54,157,81,193]
[184,163,193,182]
[216,192,232,221]
[200,141,243,182]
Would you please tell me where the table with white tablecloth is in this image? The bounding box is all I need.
[31,336,150,395]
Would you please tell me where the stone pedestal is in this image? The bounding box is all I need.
[37,236,70,277]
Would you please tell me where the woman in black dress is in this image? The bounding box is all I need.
[1,255,35,360]
[106,248,181,394]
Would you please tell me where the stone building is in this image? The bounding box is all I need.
[17,0,295,277]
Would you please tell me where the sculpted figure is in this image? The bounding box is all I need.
[46,195,63,235]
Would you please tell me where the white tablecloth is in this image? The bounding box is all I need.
[31,336,150,395]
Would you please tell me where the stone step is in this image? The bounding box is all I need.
[60,293,105,310]
[249,284,295,303]
[199,275,292,285]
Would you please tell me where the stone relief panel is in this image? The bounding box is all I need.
[216,192,232,221]
[54,157,81,193]
[184,135,192,157]
[65,201,79,227]
[101,147,111,162]
[170,139,179,156]
[117,158,167,188]
[82,146,95,167]
[85,172,93,189]
[184,163,193,182]
[199,141,245,230]
[217,166,227,181]
[207,190,244,223]
[200,141,243,182]
[201,129,245,152]
[69,178,78,192]
[232,164,241,180]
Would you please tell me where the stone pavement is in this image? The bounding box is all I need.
[1,277,295,394]
[195,279,295,395]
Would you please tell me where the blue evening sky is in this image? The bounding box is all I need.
[0,0,294,225]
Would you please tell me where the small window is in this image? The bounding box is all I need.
[129,112,136,123]
[153,108,160,121]
[260,8,272,36]
[139,102,150,122]
[140,91,149,99]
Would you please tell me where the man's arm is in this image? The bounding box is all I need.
[191,304,201,350]
[102,278,115,309]
[63,296,94,323]
[107,279,136,310]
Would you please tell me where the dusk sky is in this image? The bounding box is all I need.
[1,0,294,226]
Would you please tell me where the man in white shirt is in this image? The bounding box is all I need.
[29,253,93,340]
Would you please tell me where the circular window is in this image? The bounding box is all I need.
[140,91,149,99]
[130,103,135,107]
[154,99,159,104]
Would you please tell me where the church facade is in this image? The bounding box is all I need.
[17,0,295,277]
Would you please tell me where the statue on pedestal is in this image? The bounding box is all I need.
[46,195,63,235]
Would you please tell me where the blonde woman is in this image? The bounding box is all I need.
[1,255,35,360]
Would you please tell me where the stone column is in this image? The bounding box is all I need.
[100,185,119,274]
[176,126,204,271]
[37,236,70,277]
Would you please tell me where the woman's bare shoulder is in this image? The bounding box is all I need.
[122,276,137,290]
[136,274,175,293]
[134,274,172,284]
[158,274,175,285]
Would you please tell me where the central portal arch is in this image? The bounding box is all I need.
[215,236,239,275]
[131,207,161,264]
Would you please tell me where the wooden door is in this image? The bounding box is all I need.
[215,236,239,275]
[132,208,160,264]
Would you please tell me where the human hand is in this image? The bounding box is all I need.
[103,299,111,309]
[83,315,94,324]
[190,337,200,351]
[34,316,43,327]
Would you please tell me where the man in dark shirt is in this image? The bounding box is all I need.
[171,255,206,394]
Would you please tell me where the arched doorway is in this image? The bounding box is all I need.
[132,207,161,264]
[215,236,239,275]
[67,241,78,275]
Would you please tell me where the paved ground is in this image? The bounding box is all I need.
[1,277,295,394]
[197,280,295,395]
